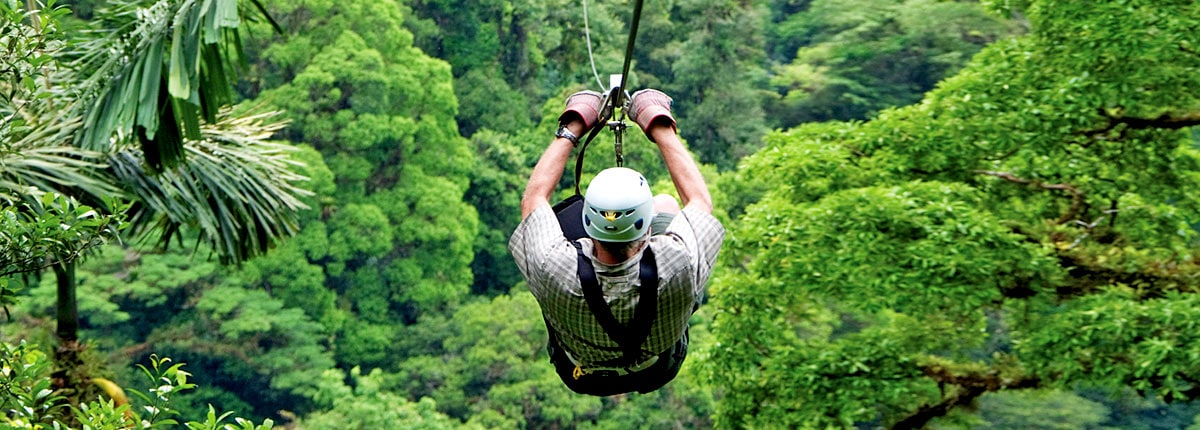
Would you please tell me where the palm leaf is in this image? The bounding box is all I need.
[0,80,122,207]
[109,109,311,264]
[74,0,253,171]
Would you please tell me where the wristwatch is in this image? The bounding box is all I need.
[555,125,580,147]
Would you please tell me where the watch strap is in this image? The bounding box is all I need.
[556,126,580,146]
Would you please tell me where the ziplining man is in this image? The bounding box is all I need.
[508,89,724,396]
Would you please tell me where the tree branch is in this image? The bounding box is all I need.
[1080,108,1200,144]
[1108,111,1200,130]
[974,170,1084,224]
[1089,108,1200,135]
[1054,252,1200,299]
[892,364,1041,430]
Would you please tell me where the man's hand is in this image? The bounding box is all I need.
[519,91,605,219]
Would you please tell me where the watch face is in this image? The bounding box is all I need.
[557,127,576,141]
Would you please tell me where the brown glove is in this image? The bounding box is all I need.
[627,89,676,137]
[559,90,604,130]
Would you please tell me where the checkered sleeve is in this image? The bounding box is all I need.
[508,203,577,299]
[663,206,725,299]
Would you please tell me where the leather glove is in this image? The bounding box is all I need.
[627,89,676,138]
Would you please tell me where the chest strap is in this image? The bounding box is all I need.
[574,242,658,365]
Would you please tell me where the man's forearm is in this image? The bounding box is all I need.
[520,120,586,219]
[649,126,713,213]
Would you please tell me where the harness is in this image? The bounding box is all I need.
[565,241,658,378]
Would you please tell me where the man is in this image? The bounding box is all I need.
[508,89,724,396]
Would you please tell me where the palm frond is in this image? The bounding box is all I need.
[109,109,311,264]
[0,142,122,207]
[74,0,250,171]
[0,43,122,207]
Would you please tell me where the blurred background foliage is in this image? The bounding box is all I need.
[4,0,1200,428]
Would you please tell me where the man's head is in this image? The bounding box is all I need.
[582,167,654,243]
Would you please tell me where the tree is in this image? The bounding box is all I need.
[669,0,770,170]
[297,367,477,430]
[1,2,126,313]
[708,0,1200,427]
[403,0,627,137]
[2,0,312,412]
[764,0,1023,127]
[242,0,478,361]
[15,239,339,422]
[65,0,308,344]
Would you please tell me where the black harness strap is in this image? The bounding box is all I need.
[574,242,658,364]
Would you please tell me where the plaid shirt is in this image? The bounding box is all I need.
[509,203,724,366]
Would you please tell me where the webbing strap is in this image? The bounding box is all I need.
[572,121,609,196]
[574,242,658,364]
[571,0,645,194]
[615,0,644,104]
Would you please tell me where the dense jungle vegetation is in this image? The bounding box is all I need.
[3,0,1200,428]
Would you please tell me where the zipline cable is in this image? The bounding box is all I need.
[573,0,646,193]
[583,0,606,91]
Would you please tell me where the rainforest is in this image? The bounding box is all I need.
[3,0,1200,428]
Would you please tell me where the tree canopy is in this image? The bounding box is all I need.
[5,0,1200,428]
[709,0,1200,427]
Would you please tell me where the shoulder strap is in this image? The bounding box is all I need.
[631,246,658,355]
[574,242,658,363]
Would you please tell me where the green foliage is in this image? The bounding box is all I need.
[129,355,200,427]
[0,341,67,428]
[391,292,597,425]
[298,367,476,430]
[247,0,479,328]
[18,0,1200,427]
[108,112,311,265]
[404,0,626,130]
[1018,289,1200,401]
[932,389,1110,430]
[12,242,337,421]
[1,343,274,429]
[766,0,1024,126]
[192,282,334,397]
[72,0,261,170]
[670,0,770,170]
[1,194,125,281]
[5,0,312,356]
[239,242,334,323]
[454,69,532,137]
[1,0,77,125]
[738,181,1061,318]
[712,0,1200,426]
[1,2,127,295]
[463,129,528,295]
[326,204,393,264]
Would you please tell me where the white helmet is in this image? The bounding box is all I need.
[583,167,655,242]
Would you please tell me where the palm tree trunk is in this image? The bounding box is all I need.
[51,261,87,415]
[53,261,78,342]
